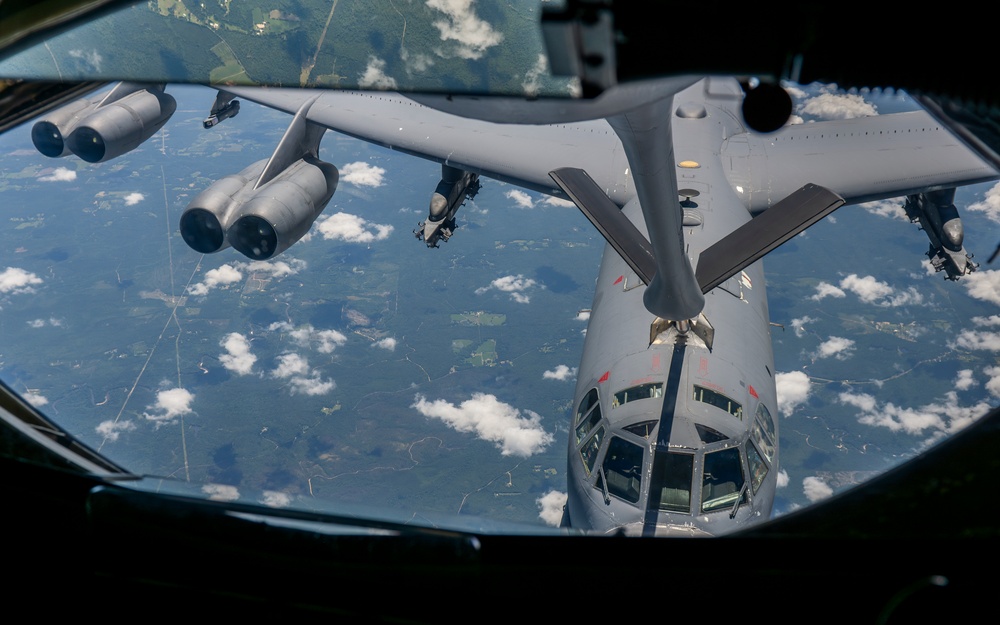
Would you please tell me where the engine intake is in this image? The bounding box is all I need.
[180,157,338,260]
[31,84,176,163]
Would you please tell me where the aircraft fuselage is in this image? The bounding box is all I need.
[565,81,779,536]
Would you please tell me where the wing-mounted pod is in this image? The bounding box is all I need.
[31,82,176,163]
[180,97,339,261]
[903,189,977,279]
[415,164,480,248]
[203,91,240,129]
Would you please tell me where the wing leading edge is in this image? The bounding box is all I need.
[221,87,631,203]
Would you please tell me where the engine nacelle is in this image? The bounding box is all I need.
[31,84,176,163]
[180,160,268,254]
[66,89,176,163]
[30,97,98,157]
[180,157,338,260]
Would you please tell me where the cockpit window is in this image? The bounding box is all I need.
[623,420,657,439]
[693,385,742,420]
[746,442,768,494]
[701,448,747,513]
[751,403,776,463]
[580,426,606,477]
[695,423,728,444]
[648,450,693,513]
[575,402,603,445]
[602,436,643,504]
[576,388,599,423]
[612,382,663,408]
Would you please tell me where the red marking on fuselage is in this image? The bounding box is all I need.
[698,357,709,377]
[749,385,758,399]
[613,275,623,285]
[598,371,610,383]
[652,354,661,373]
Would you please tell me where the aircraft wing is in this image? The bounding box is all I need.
[728,110,999,212]
[221,86,629,201]
[225,86,998,209]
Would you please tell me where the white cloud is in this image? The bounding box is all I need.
[269,322,348,354]
[475,274,539,303]
[814,336,855,360]
[973,315,1000,327]
[543,364,577,381]
[68,48,103,71]
[96,419,135,442]
[967,181,1000,224]
[188,263,243,296]
[142,387,195,426]
[861,198,908,221]
[202,483,240,501]
[340,161,386,187]
[289,374,336,396]
[373,337,397,351]
[964,270,1000,306]
[776,469,789,488]
[241,258,307,279]
[400,46,435,73]
[23,391,48,407]
[313,329,349,353]
[358,56,397,89]
[27,319,46,328]
[800,92,877,120]
[791,316,815,338]
[784,83,808,100]
[124,192,145,206]
[809,281,845,301]
[839,274,894,303]
[315,212,394,243]
[839,389,992,442]
[776,371,811,417]
[425,0,504,59]
[272,352,311,378]
[219,332,256,375]
[412,393,554,457]
[802,476,833,502]
[505,189,534,208]
[271,352,335,396]
[0,267,42,294]
[575,310,590,322]
[260,491,292,508]
[522,54,547,96]
[986,366,1000,398]
[536,490,567,527]
[955,369,976,391]
[38,167,76,182]
[541,196,576,207]
[952,329,1000,352]
[812,274,923,307]
[883,286,924,307]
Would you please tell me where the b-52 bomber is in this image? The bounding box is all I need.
[29,75,996,536]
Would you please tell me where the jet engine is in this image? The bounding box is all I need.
[31,83,176,163]
[180,156,338,260]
